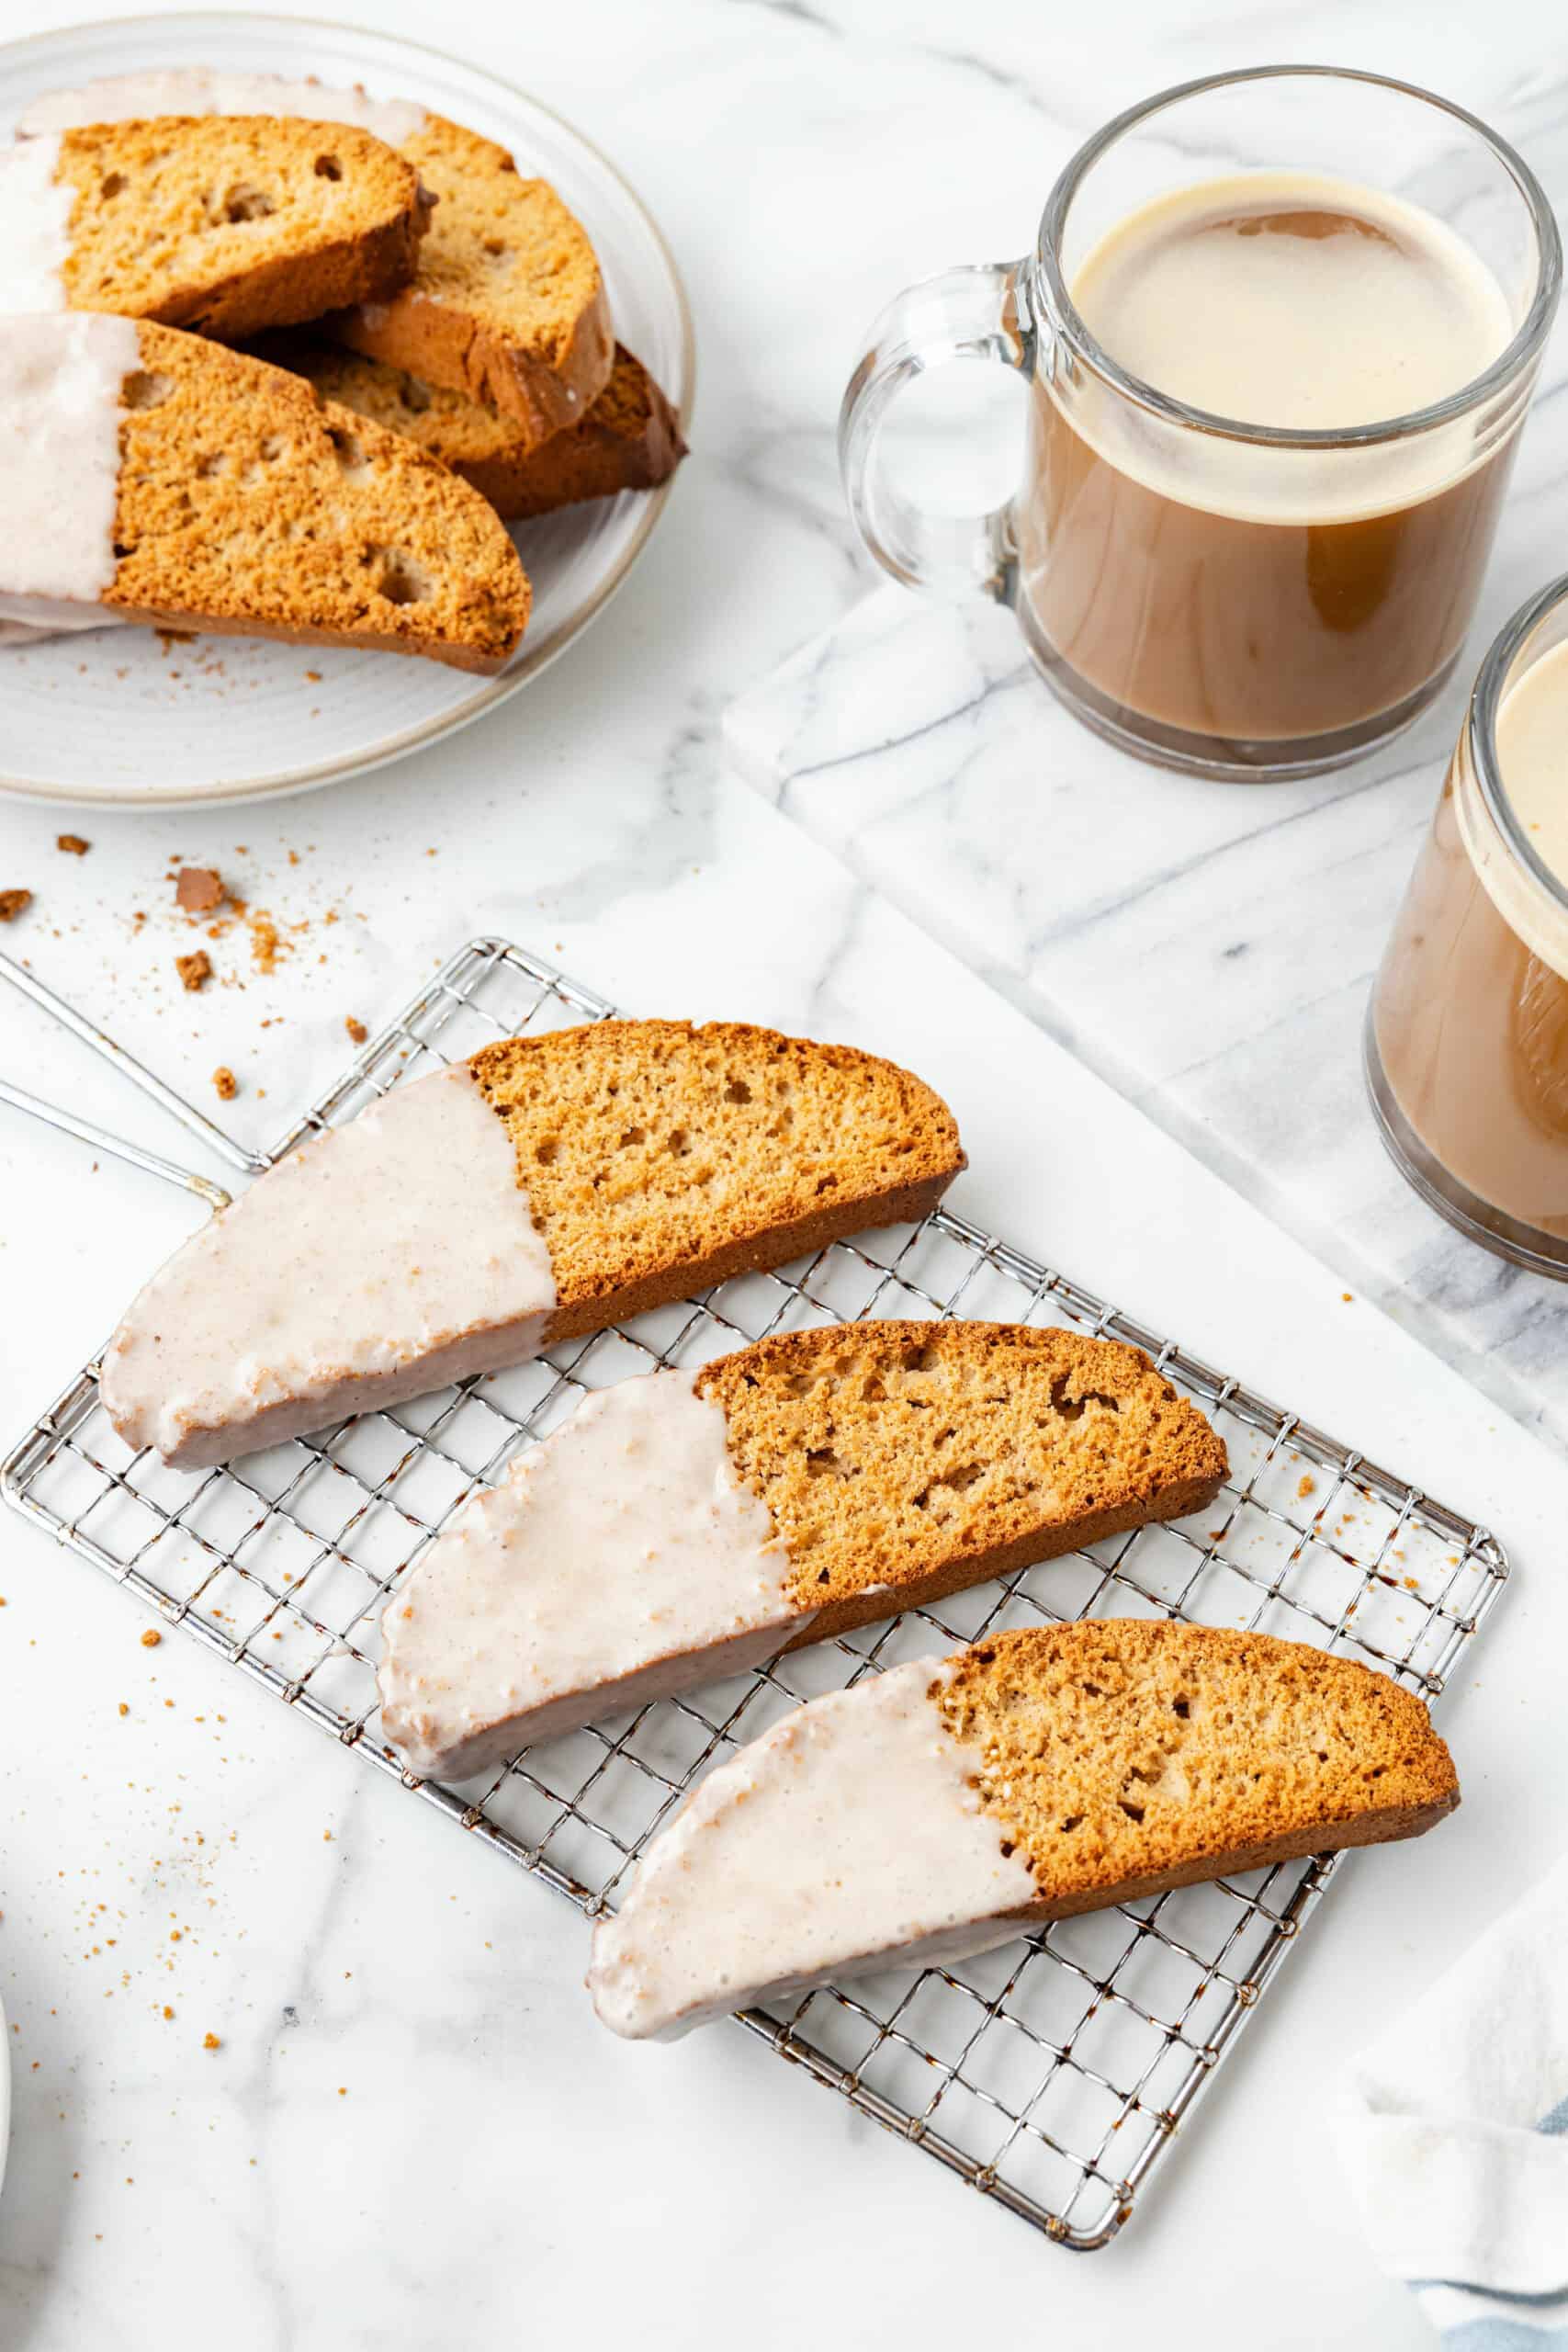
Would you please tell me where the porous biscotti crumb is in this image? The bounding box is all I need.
[212,1067,238,1102]
[345,1016,367,1043]
[175,951,213,992]
[0,888,33,922]
[57,834,90,855]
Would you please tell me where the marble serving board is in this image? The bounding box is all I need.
[727,554,1568,1453]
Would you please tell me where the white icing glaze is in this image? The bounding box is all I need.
[589,1659,1041,2041]
[379,1371,805,1781]
[18,70,428,146]
[0,607,127,642]
[0,133,72,312]
[0,314,137,614]
[100,1063,557,1470]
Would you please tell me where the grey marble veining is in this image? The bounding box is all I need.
[4,4,1568,2347]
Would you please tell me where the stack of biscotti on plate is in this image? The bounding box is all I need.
[0,70,684,661]
[20,70,687,523]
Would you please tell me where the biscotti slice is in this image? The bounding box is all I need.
[321,113,612,442]
[590,1622,1460,2039]
[252,338,686,521]
[0,314,527,669]
[100,1023,964,1472]
[0,116,430,337]
[20,72,615,442]
[378,1323,1226,1781]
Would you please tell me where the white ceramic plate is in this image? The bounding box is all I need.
[0,12,694,808]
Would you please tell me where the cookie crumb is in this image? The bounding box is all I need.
[1296,1475,1316,1501]
[247,910,285,973]
[345,1016,367,1044]
[140,1629,162,1649]
[57,834,90,855]
[118,1702,129,1716]
[202,2032,221,2052]
[175,866,225,914]
[0,888,33,922]
[175,950,212,993]
[212,1066,238,1102]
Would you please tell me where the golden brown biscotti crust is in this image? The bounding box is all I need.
[467,1019,965,1336]
[936,1621,1459,1918]
[251,338,686,520]
[107,323,529,672]
[57,116,432,340]
[438,343,686,519]
[694,1321,1228,1641]
[321,115,614,444]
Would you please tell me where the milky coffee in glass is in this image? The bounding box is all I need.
[1020,173,1517,760]
[840,71,1561,781]
[1369,583,1568,1272]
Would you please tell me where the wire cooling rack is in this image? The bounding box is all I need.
[2,935,1509,2250]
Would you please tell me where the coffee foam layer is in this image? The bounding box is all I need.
[1058,171,1517,526]
[1455,632,1568,972]
[1495,638,1568,893]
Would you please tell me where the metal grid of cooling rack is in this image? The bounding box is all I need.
[2,935,1509,2250]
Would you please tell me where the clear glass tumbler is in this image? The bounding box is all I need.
[840,66,1561,782]
[1367,576,1568,1274]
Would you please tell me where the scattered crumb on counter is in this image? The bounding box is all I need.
[118,1702,129,1716]
[345,1016,367,1044]
[175,950,213,993]
[1297,1475,1316,1500]
[0,888,33,922]
[140,1630,162,1649]
[57,834,90,855]
[202,2032,221,2052]
[175,866,225,913]
[1341,1292,1354,1303]
[247,910,286,973]
[212,1067,238,1102]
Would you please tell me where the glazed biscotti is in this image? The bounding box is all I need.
[253,338,686,521]
[0,315,529,668]
[590,1622,1461,2039]
[23,71,614,443]
[101,1023,964,1471]
[378,1323,1227,1780]
[0,115,431,335]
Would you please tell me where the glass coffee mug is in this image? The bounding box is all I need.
[1368,576,1568,1275]
[841,67,1561,782]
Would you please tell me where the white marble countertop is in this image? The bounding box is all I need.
[1,2,1567,2346]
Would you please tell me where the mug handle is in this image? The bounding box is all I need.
[839,260,1036,602]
